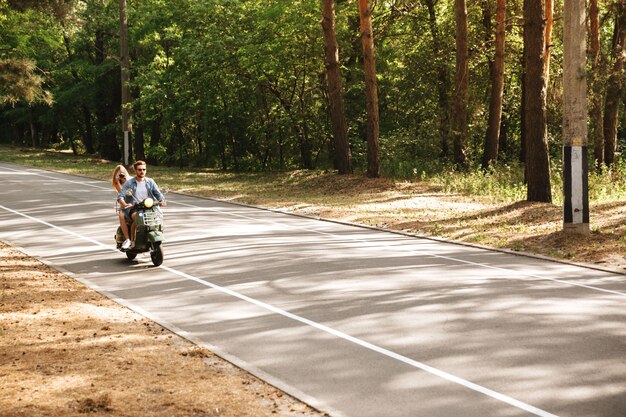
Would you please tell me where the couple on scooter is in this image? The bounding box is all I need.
[114,160,166,250]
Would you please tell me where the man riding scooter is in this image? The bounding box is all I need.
[117,160,166,249]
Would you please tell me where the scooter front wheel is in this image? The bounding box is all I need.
[126,252,137,261]
[150,243,163,266]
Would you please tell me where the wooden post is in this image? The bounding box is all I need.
[562,0,589,234]
[119,0,131,166]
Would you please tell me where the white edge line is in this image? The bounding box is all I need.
[0,202,558,417]
[0,202,347,417]
[172,201,626,299]
[5,163,625,298]
[160,264,558,417]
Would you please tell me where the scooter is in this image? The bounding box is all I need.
[115,197,165,266]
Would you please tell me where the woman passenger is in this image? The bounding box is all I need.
[112,165,132,249]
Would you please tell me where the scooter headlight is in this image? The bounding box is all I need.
[144,197,154,208]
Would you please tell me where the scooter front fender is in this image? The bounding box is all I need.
[148,230,164,242]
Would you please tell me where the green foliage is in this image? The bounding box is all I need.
[0,58,53,105]
[423,155,626,206]
[431,163,528,203]
[0,2,62,107]
[0,0,623,197]
[589,159,626,202]
[145,144,168,164]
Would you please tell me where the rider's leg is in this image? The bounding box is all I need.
[131,212,137,244]
[119,212,130,240]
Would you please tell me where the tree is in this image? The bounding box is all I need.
[59,20,97,155]
[119,0,131,165]
[588,0,604,166]
[0,1,63,147]
[452,0,468,169]
[603,0,626,166]
[524,0,551,202]
[357,0,380,178]
[321,0,352,174]
[0,58,52,107]
[0,0,615,180]
[544,0,553,80]
[424,0,450,159]
[481,0,506,170]
[0,58,53,147]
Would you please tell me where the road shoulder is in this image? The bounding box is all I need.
[0,241,326,417]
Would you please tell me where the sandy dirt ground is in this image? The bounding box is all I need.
[0,242,327,417]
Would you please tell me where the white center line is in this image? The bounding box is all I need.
[5,164,626,298]
[0,201,558,417]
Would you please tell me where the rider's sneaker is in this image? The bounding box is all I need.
[122,239,131,249]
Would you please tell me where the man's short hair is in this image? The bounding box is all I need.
[133,160,146,169]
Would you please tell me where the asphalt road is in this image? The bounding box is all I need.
[1,162,626,417]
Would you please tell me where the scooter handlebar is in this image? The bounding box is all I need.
[125,199,165,211]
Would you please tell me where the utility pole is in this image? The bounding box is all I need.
[119,0,131,166]
[562,0,589,234]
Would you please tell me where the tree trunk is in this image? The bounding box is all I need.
[134,125,145,161]
[588,0,604,166]
[544,0,553,80]
[218,94,240,171]
[28,106,39,147]
[520,67,526,164]
[82,104,95,154]
[131,85,145,161]
[321,0,352,174]
[62,26,95,155]
[297,65,315,170]
[119,0,132,165]
[93,28,120,162]
[499,100,508,156]
[357,0,380,178]
[278,126,285,170]
[603,0,626,166]
[150,116,161,147]
[481,0,506,170]
[98,118,121,162]
[424,0,450,159]
[11,124,23,146]
[262,75,314,170]
[524,0,551,202]
[453,0,469,169]
[69,135,78,155]
[145,115,163,165]
[299,130,314,170]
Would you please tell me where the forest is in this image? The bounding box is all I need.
[0,0,623,204]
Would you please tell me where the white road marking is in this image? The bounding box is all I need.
[172,202,626,298]
[0,201,559,417]
[4,164,626,298]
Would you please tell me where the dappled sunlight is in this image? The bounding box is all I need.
[4,159,626,417]
[124,215,626,415]
[3,146,626,270]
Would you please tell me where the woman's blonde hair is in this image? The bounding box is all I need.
[112,165,130,190]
